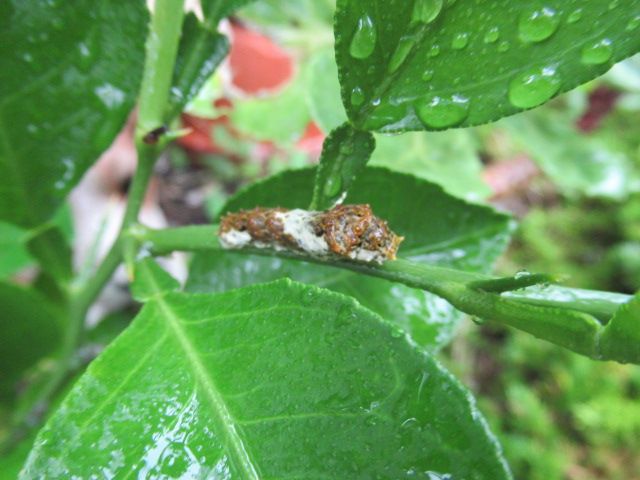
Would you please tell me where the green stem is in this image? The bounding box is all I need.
[136,0,186,137]
[131,224,633,359]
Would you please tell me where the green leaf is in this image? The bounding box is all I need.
[188,167,512,349]
[130,258,180,302]
[310,123,375,210]
[230,74,311,145]
[26,225,72,283]
[498,111,637,199]
[0,283,61,388]
[370,130,490,200]
[238,0,335,30]
[305,48,348,133]
[166,13,229,121]
[334,0,640,132]
[23,280,511,479]
[0,432,35,480]
[0,0,148,227]
[599,292,640,363]
[201,0,256,25]
[0,222,32,280]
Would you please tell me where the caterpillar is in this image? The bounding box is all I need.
[219,204,403,264]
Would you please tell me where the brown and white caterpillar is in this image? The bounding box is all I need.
[218,204,403,264]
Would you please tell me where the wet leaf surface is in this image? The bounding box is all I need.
[334,0,640,132]
[0,0,148,227]
[23,278,511,479]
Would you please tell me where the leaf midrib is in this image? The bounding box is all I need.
[147,277,260,479]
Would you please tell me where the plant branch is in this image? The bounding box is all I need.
[131,224,634,360]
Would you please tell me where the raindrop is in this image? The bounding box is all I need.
[415,94,470,129]
[301,289,316,306]
[608,0,619,9]
[483,27,500,43]
[26,124,38,134]
[54,157,75,191]
[371,97,381,107]
[626,15,640,31]
[350,14,377,59]
[518,6,559,43]
[78,42,90,57]
[351,87,365,106]
[567,8,583,23]
[422,69,434,81]
[497,41,510,52]
[581,38,613,65]
[411,0,443,25]
[324,176,343,197]
[451,32,469,50]
[94,83,125,109]
[390,326,404,338]
[427,44,441,57]
[514,270,530,279]
[508,65,561,109]
[388,35,416,73]
[22,53,33,63]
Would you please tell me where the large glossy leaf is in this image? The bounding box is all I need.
[23,278,511,478]
[188,167,512,349]
[0,0,148,227]
[334,0,640,132]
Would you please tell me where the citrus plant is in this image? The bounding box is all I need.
[1,0,639,478]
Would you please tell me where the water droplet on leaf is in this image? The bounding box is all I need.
[484,27,500,43]
[351,87,365,106]
[324,176,343,197]
[411,0,443,24]
[497,41,510,52]
[415,94,470,129]
[518,6,559,43]
[627,15,640,31]
[350,14,377,59]
[567,8,583,23]
[451,32,469,49]
[427,44,441,57]
[422,69,434,81]
[581,38,613,65]
[388,35,416,73]
[508,65,561,108]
